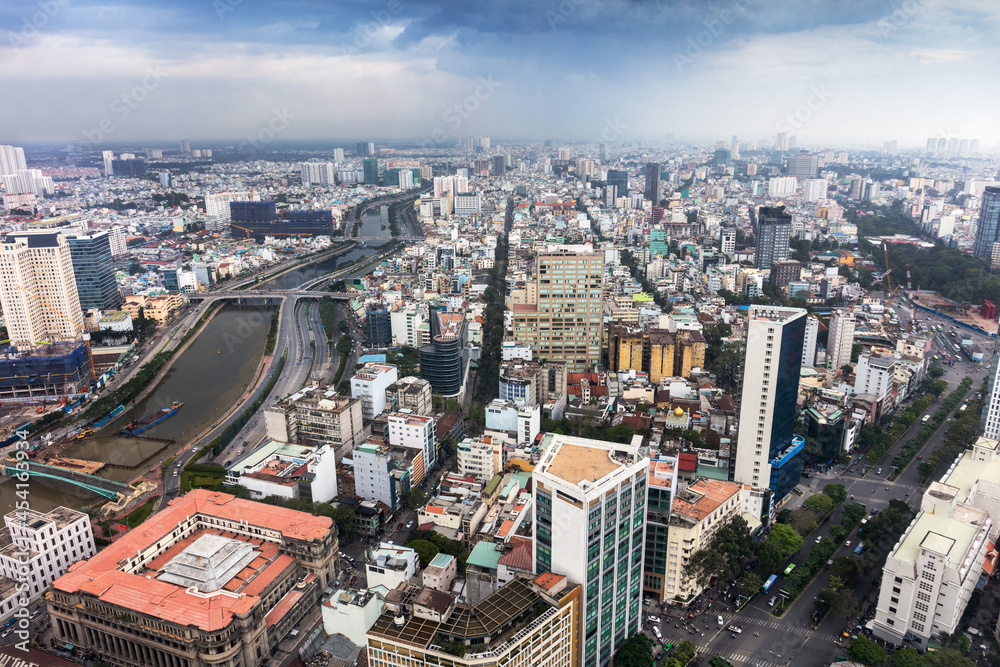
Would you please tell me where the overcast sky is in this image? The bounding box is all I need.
[1,0,997,149]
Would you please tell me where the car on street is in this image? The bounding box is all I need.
[397,523,403,530]
[717,615,724,626]
[647,616,660,624]
[406,521,413,529]
[846,541,851,547]
[815,535,823,543]
[769,596,777,607]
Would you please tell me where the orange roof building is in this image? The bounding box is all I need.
[48,490,340,667]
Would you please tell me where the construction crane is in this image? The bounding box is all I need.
[15,285,97,382]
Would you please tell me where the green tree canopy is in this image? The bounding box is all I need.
[766,523,805,557]
[613,633,654,667]
[848,636,887,666]
[823,483,848,505]
[890,647,925,667]
[407,539,440,568]
[804,493,834,515]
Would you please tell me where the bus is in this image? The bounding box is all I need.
[783,564,796,576]
[762,574,778,594]
[854,543,865,555]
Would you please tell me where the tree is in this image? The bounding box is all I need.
[823,483,848,505]
[928,364,945,379]
[851,343,864,363]
[816,575,852,618]
[330,504,355,535]
[402,487,428,511]
[736,572,762,600]
[848,636,887,665]
[766,523,805,557]
[709,658,733,667]
[613,633,654,667]
[804,493,834,515]
[841,364,854,374]
[684,548,728,591]
[407,539,440,568]
[891,647,926,667]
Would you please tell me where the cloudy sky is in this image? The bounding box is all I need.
[1,0,997,148]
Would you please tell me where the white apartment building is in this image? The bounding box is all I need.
[351,363,398,421]
[0,507,95,623]
[767,176,797,198]
[803,178,828,202]
[982,343,1000,440]
[720,229,736,255]
[453,192,483,216]
[204,191,254,218]
[0,145,27,176]
[390,307,425,348]
[532,433,649,667]
[388,410,437,469]
[827,309,856,370]
[366,542,419,591]
[802,314,819,367]
[854,351,896,400]
[872,503,990,649]
[0,232,85,347]
[456,436,503,482]
[108,226,128,257]
[1,169,54,196]
[301,161,335,187]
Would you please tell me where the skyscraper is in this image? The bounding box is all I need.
[981,340,1000,439]
[65,231,123,312]
[734,305,807,510]
[787,151,818,178]
[0,232,84,346]
[363,158,379,185]
[972,187,1000,260]
[491,155,506,176]
[510,251,604,373]
[599,142,608,161]
[802,315,819,367]
[753,206,792,270]
[356,141,375,156]
[713,148,731,167]
[178,139,190,153]
[644,162,660,203]
[0,145,26,176]
[532,433,648,667]
[827,309,856,370]
[102,150,114,176]
[606,170,628,197]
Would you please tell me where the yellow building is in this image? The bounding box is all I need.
[674,330,706,377]
[648,332,675,382]
[122,292,184,324]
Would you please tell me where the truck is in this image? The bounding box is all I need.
[854,543,865,555]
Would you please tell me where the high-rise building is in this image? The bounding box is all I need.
[803,178,828,202]
[65,231,122,312]
[827,309,856,370]
[363,157,379,185]
[734,305,807,511]
[642,455,677,604]
[332,147,345,162]
[644,162,661,203]
[110,158,146,177]
[607,169,628,197]
[178,139,190,153]
[491,154,506,176]
[802,315,819,367]
[101,150,114,176]
[350,362,398,421]
[926,138,937,153]
[767,176,797,197]
[720,229,736,255]
[356,141,375,156]
[599,142,608,161]
[301,161,335,187]
[532,433,648,667]
[776,132,789,151]
[713,148,732,167]
[753,206,792,270]
[510,251,604,373]
[419,309,467,396]
[981,342,1000,439]
[158,171,172,187]
[205,191,254,218]
[1,169,54,196]
[0,145,26,176]
[557,147,571,161]
[973,187,1000,260]
[0,232,84,347]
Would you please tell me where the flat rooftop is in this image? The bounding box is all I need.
[543,443,620,487]
[895,510,981,570]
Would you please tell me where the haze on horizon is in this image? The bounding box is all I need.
[1,0,997,149]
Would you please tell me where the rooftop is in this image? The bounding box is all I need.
[895,508,984,570]
[672,478,741,522]
[536,434,641,489]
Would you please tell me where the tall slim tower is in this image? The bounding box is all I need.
[972,187,1000,260]
[101,150,115,176]
[532,433,648,667]
[362,158,379,185]
[827,309,856,370]
[981,338,1000,439]
[644,162,660,203]
[510,251,604,373]
[0,232,84,346]
[754,206,792,270]
[734,306,807,507]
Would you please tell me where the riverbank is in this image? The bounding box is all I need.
[245,240,357,289]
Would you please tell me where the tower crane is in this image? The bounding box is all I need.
[15,285,97,382]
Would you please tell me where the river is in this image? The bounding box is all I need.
[263,207,390,290]
[0,304,274,513]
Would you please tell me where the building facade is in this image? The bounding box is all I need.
[734,306,807,510]
[264,385,365,461]
[827,309,857,370]
[351,363,399,421]
[753,207,792,270]
[532,433,648,667]
[66,231,123,312]
[973,187,1000,261]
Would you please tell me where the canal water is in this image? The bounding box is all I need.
[0,304,274,513]
[262,208,391,290]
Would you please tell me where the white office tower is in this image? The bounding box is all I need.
[802,314,819,367]
[871,438,999,650]
[332,147,345,162]
[733,306,807,503]
[102,150,115,176]
[854,350,895,401]
[532,433,648,667]
[205,191,254,218]
[767,176,797,198]
[981,340,1000,439]
[827,309,856,370]
[301,161,335,187]
[0,232,84,347]
[0,145,26,176]
[803,178,828,202]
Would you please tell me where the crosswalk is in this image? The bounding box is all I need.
[717,613,842,642]
[712,651,784,667]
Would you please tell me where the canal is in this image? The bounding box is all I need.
[0,303,274,513]
[262,207,391,290]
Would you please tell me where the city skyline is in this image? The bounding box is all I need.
[1,0,998,147]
